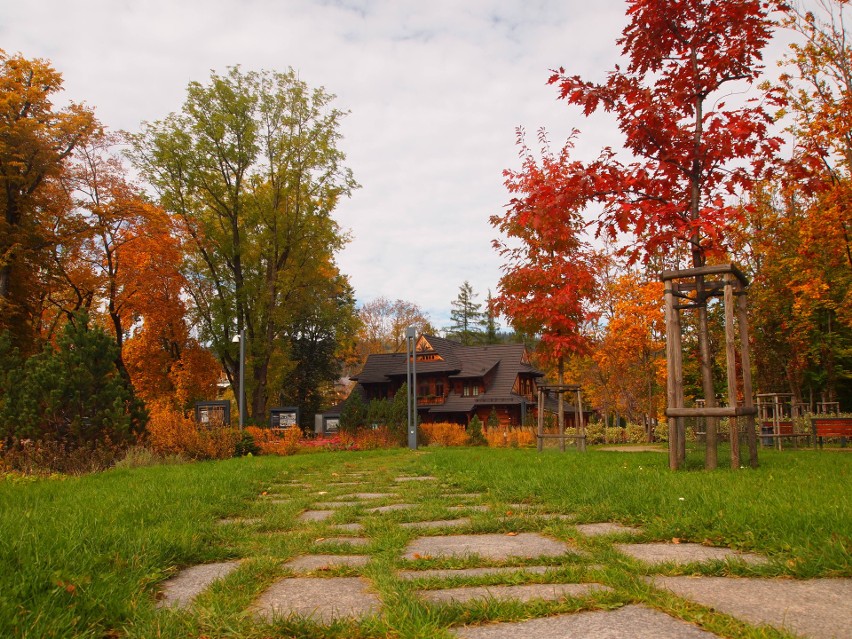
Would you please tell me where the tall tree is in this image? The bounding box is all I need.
[129,66,358,421]
[548,0,783,467]
[447,281,486,345]
[484,289,501,344]
[0,50,98,350]
[357,296,434,359]
[491,130,600,380]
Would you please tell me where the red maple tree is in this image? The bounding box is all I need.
[491,129,601,378]
[549,0,783,268]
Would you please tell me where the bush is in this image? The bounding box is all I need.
[243,425,303,455]
[0,437,123,475]
[234,430,260,456]
[484,427,536,448]
[113,445,185,469]
[338,426,399,450]
[145,404,239,460]
[420,422,469,447]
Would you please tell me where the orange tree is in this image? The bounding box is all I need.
[0,50,98,351]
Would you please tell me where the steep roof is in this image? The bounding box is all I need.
[351,336,542,394]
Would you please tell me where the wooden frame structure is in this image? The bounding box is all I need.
[536,384,586,452]
[662,264,758,470]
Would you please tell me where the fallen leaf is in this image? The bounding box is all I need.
[506,532,518,536]
[672,537,681,544]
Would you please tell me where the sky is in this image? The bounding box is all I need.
[0,0,797,329]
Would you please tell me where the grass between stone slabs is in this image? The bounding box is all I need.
[0,445,847,638]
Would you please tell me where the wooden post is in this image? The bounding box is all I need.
[537,387,544,452]
[664,285,680,470]
[724,276,740,469]
[736,282,758,468]
[577,387,586,452]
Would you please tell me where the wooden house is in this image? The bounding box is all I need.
[351,334,545,426]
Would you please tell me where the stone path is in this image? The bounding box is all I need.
[182,460,851,638]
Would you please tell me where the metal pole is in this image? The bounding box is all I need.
[239,328,245,429]
[406,333,412,437]
[406,327,418,449]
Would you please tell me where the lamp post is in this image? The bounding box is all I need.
[232,330,245,429]
[405,327,417,450]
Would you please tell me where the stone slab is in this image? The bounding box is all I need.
[650,576,852,639]
[314,536,370,547]
[403,533,574,561]
[616,542,766,566]
[575,523,642,537]
[538,513,576,522]
[253,576,380,622]
[316,501,362,508]
[158,560,241,608]
[298,510,336,522]
[452,604,720,638]
[448,493,485,499]
[400,518,471,530]
[284,554,370,571]
[342,492,395,500]
[420,582,608,605]
[368,503,415,513]
[449,505,490,512]
[398,565,556,580]
[395,476,437,481]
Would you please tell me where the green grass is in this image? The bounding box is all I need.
[0,445,848,638]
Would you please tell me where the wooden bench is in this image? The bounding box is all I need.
[812,417,852,448]
[759,421,811,448]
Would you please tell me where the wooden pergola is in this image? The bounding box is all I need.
[536,384,586,452]
[662,264,758,470]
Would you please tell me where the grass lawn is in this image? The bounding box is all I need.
[0,444,849,638]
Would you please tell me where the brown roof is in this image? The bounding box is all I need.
[352,335,543,416]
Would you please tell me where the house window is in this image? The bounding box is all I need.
[463,384,470,397]
[472,385,479,396]
[435,382,444,397]
[419,383,429,397]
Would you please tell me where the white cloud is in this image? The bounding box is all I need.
[0,0,793,329]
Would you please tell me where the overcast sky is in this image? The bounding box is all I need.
[1,0,798,329]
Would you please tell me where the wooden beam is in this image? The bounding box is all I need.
[666,406,758,418]
[660,263,749,286]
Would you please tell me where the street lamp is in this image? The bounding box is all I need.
[405,327,417,450]
[232,330,245,429]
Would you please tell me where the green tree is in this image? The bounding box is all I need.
[340,386,367,433]
[447,281,486,345]
[1,312,146,446]
[468,415,486,446]
[276,274,359,429]
[128,66,358,422]
[484,290,501,344]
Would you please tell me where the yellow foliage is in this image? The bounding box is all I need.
[420,422,469,447]
[145,403,239,460]
[244,425,303,456]
[484,427,535,448]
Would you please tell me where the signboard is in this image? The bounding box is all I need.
[195,401,231,426]
[269,407,300,429]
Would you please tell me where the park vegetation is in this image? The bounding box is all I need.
[2,1,852,472]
